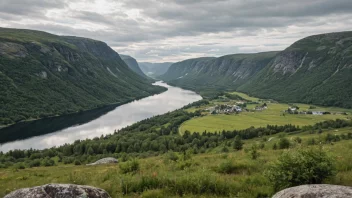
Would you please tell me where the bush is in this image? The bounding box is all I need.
[120,159,140,174]
[74,160,81,166]
[42,158,55,167]
[216,160,237,174]
[279,138,290,149]
[164,151,179,163]
[233,135,243,150]
[250,145,259,160]
[63,157,74,164]
[266,149,336,191]
[15,162,25,169]
[29,159,41,168]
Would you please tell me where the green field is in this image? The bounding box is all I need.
[180,93,351,134]
[1,127,352,198]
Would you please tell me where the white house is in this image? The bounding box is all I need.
[312,111,324,115]
[233,105,242,112]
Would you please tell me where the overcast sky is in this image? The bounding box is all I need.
[1,0,352,62]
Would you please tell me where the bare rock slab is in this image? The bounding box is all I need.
[86,157,118,166]
[272,184,352,198]
[5,183,111,198]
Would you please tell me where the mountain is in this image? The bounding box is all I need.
[0,28,166,126]
[159,53,277,95]
[120,54,148,78]
[238,31,352,108]
[139,62,173,77]
[161,31,352,108]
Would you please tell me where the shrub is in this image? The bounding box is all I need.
[164,151,178,163]
[15,162,25,169]
[29,159,41,168]
[266,149,336,191]
[216,160,237,174]
[176,160,193,170]
[250,145,259,160]
[42,158,55,167]
[63,157,74,164]
[233,135,243,150]
[120,159,140,174]
[278,138,290,149]
[74,160,81,166]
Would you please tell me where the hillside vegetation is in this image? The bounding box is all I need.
[120,54,149,78]
[180,92,351,134]
[139,62,173,77]
[1,97,352,197]
[160,31,352,108]
[0,28,165,126]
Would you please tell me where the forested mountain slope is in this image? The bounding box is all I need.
[161,31,352,108]
[159,53,277,94]
[238,31,352,108]
[120,54,148,78]
[139,62,173,77]
[0,28,166,125]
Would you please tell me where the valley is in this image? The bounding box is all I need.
[1,28,352,198]
[180,92,351,134]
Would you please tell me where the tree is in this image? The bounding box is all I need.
[233,135,243,150]
[266,149,336,191]
[279,138,290,149]
[250,145,259,160]
[273,143,278,150]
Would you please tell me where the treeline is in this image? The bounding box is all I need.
[1,103,352,169]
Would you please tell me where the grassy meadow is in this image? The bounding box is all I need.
[1,127,352,198]
[180,92,351,134]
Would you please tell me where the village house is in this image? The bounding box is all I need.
[312,111,324,115]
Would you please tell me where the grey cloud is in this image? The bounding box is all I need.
[1,0,352,62]
[0,0,66,17]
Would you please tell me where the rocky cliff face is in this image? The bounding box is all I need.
[160,52,277,93]
[139,62,173,77]
[120,54,148,78]
[0,28,165,125]
[238,31,352,108]
[161,31,352,107]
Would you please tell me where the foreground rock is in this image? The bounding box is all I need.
[86,157,118,166]
[272,184,352,198]
[5,183,111,198]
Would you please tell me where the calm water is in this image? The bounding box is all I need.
[0,82,202,152]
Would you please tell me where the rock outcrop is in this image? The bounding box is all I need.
[4,183,111,198]
[272,184,352,198]
[86,157,118,166]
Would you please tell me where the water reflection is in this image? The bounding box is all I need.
[0,82,202,152]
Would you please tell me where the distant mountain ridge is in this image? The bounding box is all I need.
[160,31,352,108]
[120,54,149,78]
[0,28,166,125]
[139,62,173,77]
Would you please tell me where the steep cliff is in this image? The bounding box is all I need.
[139,62,173,77]
[238,31,352,108]
[160,53,277,94]
[120,54,148,78]
[0,28,165,125]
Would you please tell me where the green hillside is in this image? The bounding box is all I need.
[161,31,352,108]
[120,54,149,78]
[159,53,277,96]
[0,28,166,126]
[238,31,352,108]
[139,62,173,77]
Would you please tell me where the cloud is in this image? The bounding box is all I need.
[0,0,352,62]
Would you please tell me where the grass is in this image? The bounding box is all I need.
[180,92,351,134]
[1,128,352,198]
[230,91,260,102]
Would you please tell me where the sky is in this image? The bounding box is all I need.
[1,0,352,63]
